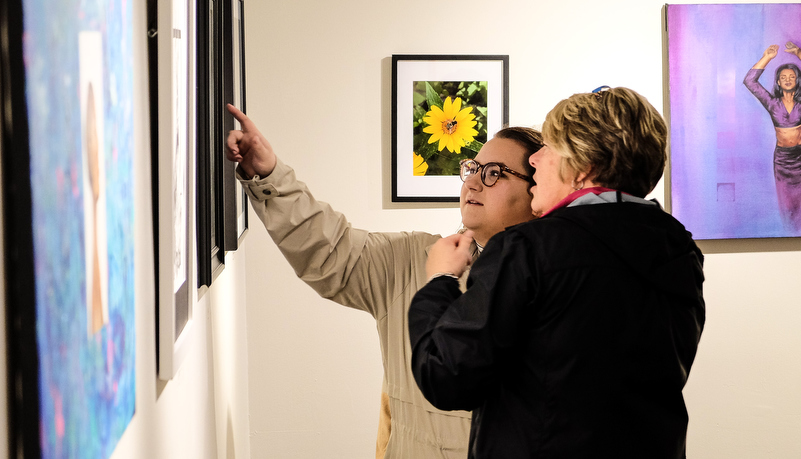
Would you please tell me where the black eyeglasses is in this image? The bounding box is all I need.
[459,159,530,187]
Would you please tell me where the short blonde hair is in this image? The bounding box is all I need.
[541,87,667,198]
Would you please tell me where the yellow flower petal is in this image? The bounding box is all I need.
[442,97,453,115]
[413,152,428,176]
[426,106,445,122]
[450,97,463,115]
[455,107,476,122]
[446,136,457,153]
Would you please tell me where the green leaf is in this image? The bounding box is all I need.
[464,140,484,154]
[425,82,444,110]
[413,91,426,107]
[413,132,427,151]
[418,138,439,160]
[414,105,428,125]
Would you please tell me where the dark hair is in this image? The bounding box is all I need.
[773,63,801,102]
[493,126,543,182]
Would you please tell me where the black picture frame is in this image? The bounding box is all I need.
[221,0,248,251]
[1,0,40,456]
[196,0,247,290]
[149,0,194,380]
[4,0,137,451]
[196,0,226,289]
[233,0,249,245]
[391,54,509,202]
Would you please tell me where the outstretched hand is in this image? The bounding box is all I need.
[765,44,779,60]
[225,104,277,179]
[425,231,475,279]
[753,44,780,70]
[785,41,801,59]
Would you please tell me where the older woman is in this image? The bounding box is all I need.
[744,42,801,233]
[224,104,541,459]
[409,87,706,459]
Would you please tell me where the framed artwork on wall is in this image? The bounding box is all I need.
[196,0,226,289]
[197,0,247,290]
[665,3,801,239]
[1,0,136,456]
[151,0,194,380]
[222,0,248,250]
[391,55,509,202]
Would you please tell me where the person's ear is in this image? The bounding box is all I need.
[573,167,599,190]
[574,167,594,184]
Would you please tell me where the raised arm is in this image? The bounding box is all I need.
[744,47,775,107]
[224,105,438,317]
[753,44,779,69]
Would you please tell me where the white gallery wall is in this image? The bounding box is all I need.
[243,0,801,458]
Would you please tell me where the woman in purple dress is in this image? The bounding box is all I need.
[744,42,801,233]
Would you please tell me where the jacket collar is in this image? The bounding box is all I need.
[541,187,618,217]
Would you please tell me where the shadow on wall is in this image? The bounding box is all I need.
[227,408,236,459]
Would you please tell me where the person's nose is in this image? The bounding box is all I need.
[529,151,539,168]
[465,171,483,191]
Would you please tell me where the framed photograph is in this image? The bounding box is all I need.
[196,0,225,288]
[222,0,248,250]
[391,55,509,202]
[665,3,801,239]
[233,0,249,244]
[152,0,194,380]
[2,0,136,456]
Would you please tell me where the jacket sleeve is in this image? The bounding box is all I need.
[408,231,534,411]
[743,68,772,109]
[238,158,438,319]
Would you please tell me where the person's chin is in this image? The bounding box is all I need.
[461,210,482,229]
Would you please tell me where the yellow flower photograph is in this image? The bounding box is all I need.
[411,80,488,176]
[422,97,478,154]
[391,55,508,202]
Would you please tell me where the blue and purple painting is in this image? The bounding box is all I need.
[22,0,136,457]
[667,3,801,239]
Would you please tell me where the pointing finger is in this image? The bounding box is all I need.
[226,104,258,133]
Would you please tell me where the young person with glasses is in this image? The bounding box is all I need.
[224,104,541,459]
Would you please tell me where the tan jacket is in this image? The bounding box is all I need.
[239,159,472,458]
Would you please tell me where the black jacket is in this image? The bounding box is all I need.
[409,199,705,459]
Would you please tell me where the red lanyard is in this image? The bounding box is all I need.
[540,187,619,217]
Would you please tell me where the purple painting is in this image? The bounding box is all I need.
[667,3,801,239]
[22,0,136,456]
